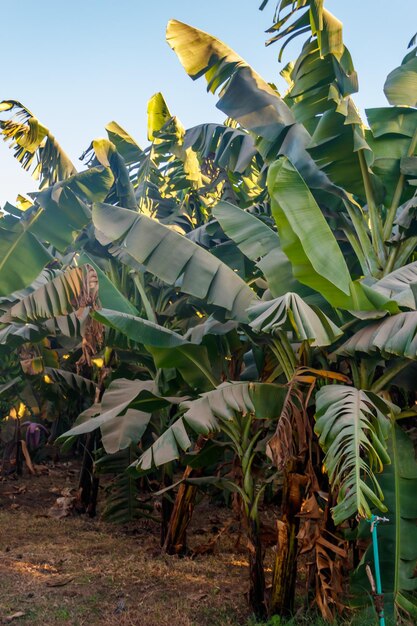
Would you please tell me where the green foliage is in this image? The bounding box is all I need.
[92,202,256,321]
[315,385,392,524]
[95,447,154,523]
[352,425,417,621]
[1,1,417,623]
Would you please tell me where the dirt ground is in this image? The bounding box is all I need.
[0,463,265,626]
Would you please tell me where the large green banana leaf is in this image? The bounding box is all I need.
[315,385,392,525]
[276,24,372,199]
[58,378,164,454]
[268,157,354,307]
[92,308,216,389]
[212,200,298,296]
[92,202,256,320]
[0,165,114,296]
[352,425,417,622]
[268,157,398,312]
[0,219,52,297]
[384,47,417,107]
[248,292,342,346]
[29,166,114,252]
[135,381,286,470]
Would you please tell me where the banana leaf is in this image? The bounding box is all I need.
[315,385,392,525]
[384,48,417,107]
[352,425,417,622]
[135,381,286,470]
[339,311,417,360]
[92,202,256,320]
[248,292,342,346]
[92,308,216,390]
[212,200,299,296]
[166,19,345,197]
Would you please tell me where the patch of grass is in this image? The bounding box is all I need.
[193,605,242,626]
[54,607,71,620]
[246,612,380,626]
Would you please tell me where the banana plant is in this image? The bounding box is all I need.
[166,2,417,620]
[133,381,286,617]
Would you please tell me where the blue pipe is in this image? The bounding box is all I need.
[368,514,389,626]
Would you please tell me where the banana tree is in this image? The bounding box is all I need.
[1,1,417,620]
[164,1,417,620]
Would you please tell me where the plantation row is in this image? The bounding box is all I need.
[1,1,417,623]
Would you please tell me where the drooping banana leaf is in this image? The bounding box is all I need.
[58,378,158,453]
[248,292,342,346]
[134,381,286,470]
[0,100,76,187]
[0,268,62,308]
[339,311,417,360]
[315,385,392,525]
[44,367,97,396]
[166,19,345,197]
[1,265,98,324]
[92,202,256,320]
[184,123,257,174]
[371,260,417,309]
[352,425,417,622]
[92,308,216,389]
[0,322,48,348]
[384,47,417,107]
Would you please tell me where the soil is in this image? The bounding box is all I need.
[0,462,269,626]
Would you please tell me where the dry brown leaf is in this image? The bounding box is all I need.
[47,495,75,519]
[5,612,25,623]
[20,440,36,475]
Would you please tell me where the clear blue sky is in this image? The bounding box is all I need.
[0,0,416,206]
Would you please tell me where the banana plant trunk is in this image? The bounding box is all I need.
[77,431,100,516]
[162,464,200,555]
[270,471,307,616]
[248,517,266,619]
